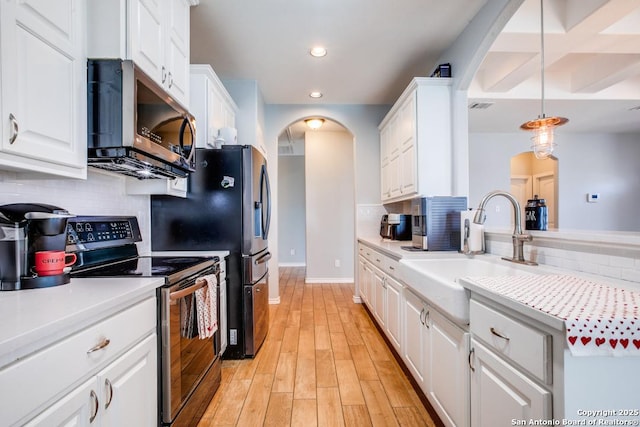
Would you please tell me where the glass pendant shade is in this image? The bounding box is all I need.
[521,115,568,159]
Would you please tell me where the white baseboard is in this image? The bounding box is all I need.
[269,297,281,304]
[278,262,306,267]
[304,277,354,284]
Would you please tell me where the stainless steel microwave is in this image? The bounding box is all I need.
[87,59,196,179]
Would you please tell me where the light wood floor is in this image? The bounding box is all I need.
[197,266,437,427]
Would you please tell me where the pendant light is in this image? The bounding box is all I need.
[520,0,568,159]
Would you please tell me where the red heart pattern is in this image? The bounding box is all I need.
[469,274,640,356]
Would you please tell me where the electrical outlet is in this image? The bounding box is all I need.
[290,248,295,255]
[495,205,501,213]
[334,259,341,267]
[230,329,237,345]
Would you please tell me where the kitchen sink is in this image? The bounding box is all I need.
[398,256,542,325]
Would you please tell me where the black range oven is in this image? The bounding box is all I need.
[67,216,221,427]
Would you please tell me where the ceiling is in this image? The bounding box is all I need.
[190,0,640,137]
[469,0,640,133]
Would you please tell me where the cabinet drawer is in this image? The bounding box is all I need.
[0,297,156,426]
[470,299,551,384]
[383,257,400,277]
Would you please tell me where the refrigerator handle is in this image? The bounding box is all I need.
[261,164,271,240]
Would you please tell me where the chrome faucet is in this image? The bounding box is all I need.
[473,190,537,266]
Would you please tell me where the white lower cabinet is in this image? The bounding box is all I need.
[469,298,552,427]
[384,275,403,352]
[403,288,431,390]
[470,338,551,426]
[0,297,157,427]
[430,309,470,427]
[372,266,386,326]
[403,287,470,427]
[24,334,157,427]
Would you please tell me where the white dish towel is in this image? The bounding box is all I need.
[194,274,218,339]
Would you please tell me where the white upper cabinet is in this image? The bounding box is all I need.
[0,0,87,179]
[87,0,194,108]
[379,78,452,202]
[190,64,238,149]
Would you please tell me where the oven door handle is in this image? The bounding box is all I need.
[255,252,272,265]
[169,279,208,301]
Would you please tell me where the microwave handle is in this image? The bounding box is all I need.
[180,118,196,165]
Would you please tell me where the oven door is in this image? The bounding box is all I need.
[159,273,219,424]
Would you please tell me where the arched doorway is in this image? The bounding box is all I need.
[277,118,356,283]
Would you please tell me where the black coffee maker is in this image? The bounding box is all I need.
[0,203,74,290]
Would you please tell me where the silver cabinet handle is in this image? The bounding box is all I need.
[104,378,113,409]
[389,266,395,271]
[89,390,99,423]
[419,308,425,325]
[168,71,173,88]
[469,348,475,372]
[87,338,111,354]
[490,327,510,341]
[162,66,167,84]
[9,113,18,144]
[424,309,430,329]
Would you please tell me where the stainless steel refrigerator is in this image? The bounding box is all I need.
[151,145,271,359]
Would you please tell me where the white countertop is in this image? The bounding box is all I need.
[358,235,464,261]
[0,277,164,367]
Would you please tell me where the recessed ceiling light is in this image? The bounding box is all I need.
[310,47,327,57]
[309,91,323,99]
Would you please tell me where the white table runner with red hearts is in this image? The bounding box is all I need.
[467,274,640,356]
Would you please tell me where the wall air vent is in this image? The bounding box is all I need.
[468,101,494,110]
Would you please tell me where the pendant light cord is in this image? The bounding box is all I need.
[540,0,546,119]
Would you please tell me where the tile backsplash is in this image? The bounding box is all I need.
[485,232,640,285]
[0,169,152,253]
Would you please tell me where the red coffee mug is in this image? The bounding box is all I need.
[34,251,77,276]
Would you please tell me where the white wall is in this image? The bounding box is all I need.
[305,131,355,282]
[469,132,640,231]
[0,170,152,253]
[278,155,306,266]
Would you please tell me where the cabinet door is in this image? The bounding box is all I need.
[23,378,96,427]
[99,334,157,427]
[403,289,430,389]
[384,275,403,352]
[0,0,86,177]
[398,93,417,197]
[470,339,551,427]
[164,0,190,105]
[357,257,368,304]
[129,0,164,84]
[373,268,386,326]
[430,309,470,427]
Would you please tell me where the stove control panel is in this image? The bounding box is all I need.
[66,216,142,250]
